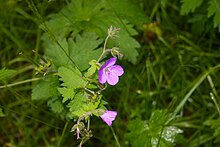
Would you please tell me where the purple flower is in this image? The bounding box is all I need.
[98,58,124,85]
[100,110,117,126]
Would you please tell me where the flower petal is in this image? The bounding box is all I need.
[101,110,117,126]
[98,68,107,84]
[106,72,119,85]
[109,65,124,76]
[103,57,116,68]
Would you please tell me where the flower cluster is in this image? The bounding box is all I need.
[98,57,123,125]
[97,27,124,126]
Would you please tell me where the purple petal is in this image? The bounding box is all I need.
[101,110,117,126]
[109,65,124,76]
[102,58,116,68]
[106,72,119,85]
[98,68,107,84]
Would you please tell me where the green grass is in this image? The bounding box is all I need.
[1,0,220,146]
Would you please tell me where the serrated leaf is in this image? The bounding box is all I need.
[208,0,220,30]
[82,97,101,112]
[125,119,151,147]
[149,110,168,131]
[32,76,59,100]
[84,60,98,77]
[42,0,146,65]
[180,0,204,15]
[47,97,64,114]
[108,0,149,26]
[58,66,86,89]
[68,92,86,117]
[68,33,102,70]
[118,28,140,63]
[68,92,101,117]
[0,69,16,81]
[43,37,70,67]
[125,110,182,147]
[57,87,75,103]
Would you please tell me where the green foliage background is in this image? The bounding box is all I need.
[1,0,220,146]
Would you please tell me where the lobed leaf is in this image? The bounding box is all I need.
[58,66,87,89]
[42,0,147,65]
[68,33,102,70]
[180,0,204,15]
[207,0,220,30]
[47,97,65,114]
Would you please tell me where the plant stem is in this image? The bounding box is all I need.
[0,77,41,89]
[97,34,110,62]
[58,122,69,147]
[110,126,121,147]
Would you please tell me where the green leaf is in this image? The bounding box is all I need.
[68,92,87,117]
[84,60,99,77]
[180,0,204,15]
[47,97,64,114]
[58,66,87,89]
[57,87,75,103]
[107,0,149,26]
[125,110,182,147]
[31,76,59,100]
[204,118,220,137]
[0,107,5,117]
[208,0,220,30]
[125,119,151,147]
[67,92,102,117]
[68,33,102,70]
[117,26,140,63]
[42,0,146,64]
[0,69,16,81]
[43,37,70,67]
[58,66,87,103]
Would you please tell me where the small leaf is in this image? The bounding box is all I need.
[32,76,59,100]
[207,0,220,30]
[58,66,87,89]
[180,0,204,15]
[68,92,102,117]
[57,87,75,103]
[47,97,64,114]
[68,92,87,117]
[84,60,99,77]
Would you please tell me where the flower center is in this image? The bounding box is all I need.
[104,67,111,74]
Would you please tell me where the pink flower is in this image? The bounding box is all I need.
[100,110,117,126]
[98,58,124,85]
